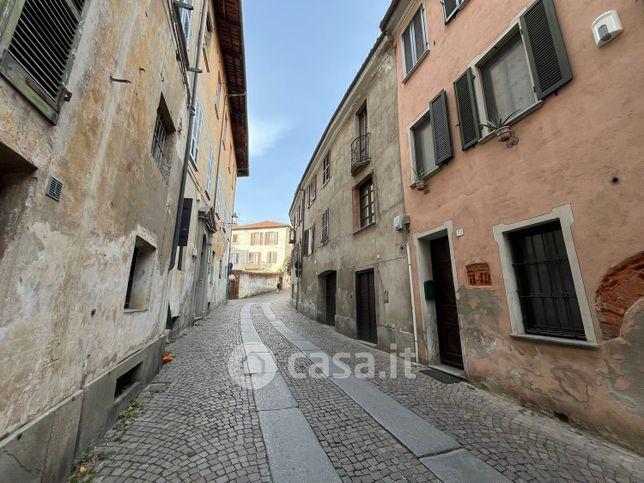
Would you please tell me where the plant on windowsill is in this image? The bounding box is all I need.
[410,168,428,191]
[480,110,519,143]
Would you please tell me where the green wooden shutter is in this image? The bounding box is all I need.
[520,0,572,100]
[178,198,193,247]
[412,9,426,59]
[0,0,88,123]
[453,68,481,150]
[430,90,454,165]
[402,26,413,74]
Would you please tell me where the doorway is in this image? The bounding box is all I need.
[356,270,377,343]
[195,234,208,317]
[323,272,336,326]
[429,236,463,368]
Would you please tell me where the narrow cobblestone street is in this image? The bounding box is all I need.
[90,293,644,482]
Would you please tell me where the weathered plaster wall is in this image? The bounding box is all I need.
[291,37,414,354]
[391,0,644,451]
[0,0,187,443]
[237,271,282,299]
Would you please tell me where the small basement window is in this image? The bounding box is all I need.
[114,363,142,399]
[124,236,156,310]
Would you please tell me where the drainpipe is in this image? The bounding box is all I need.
[169,0,208,271]
[405,229,420,363]
[296,187,305,311]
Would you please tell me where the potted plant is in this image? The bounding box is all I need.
[481,110,518,142]
[411,168,428,190]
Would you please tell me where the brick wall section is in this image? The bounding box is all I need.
[595,252,644,340]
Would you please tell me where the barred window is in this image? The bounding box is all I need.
[321,209,329,245]
[151,111,168,166]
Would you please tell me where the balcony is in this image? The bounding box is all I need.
[351,133,371,175]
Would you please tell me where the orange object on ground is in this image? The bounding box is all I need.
[163,354,173,363]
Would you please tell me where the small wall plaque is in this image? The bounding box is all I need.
[467,263,492,287]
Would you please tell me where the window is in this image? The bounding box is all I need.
[124,237,156,310]
[214,169,223,214]
[268,252,278,264]
[266,232,279,245]
[249,252,261,264]
[215,73,222,115]
[480,32,534,122]
[222,115,228,150]
[205,145,215,194]
[250,232,263,245]
[321,209,329,245]
[322,153,330,185]
[402,7,428,75]
[358,177,375,228]
[304,225,315,256]
[411,113,435,177]
[298,199,304,225]
[232,234,239,244]
[454,0,572,149]
[507,221,585,340]
[443,0,465,24]
[180,0,194,51]
[0,0,89,123]
[151,111,169,167]
[231,253,239,264]
[190,101,203,165]
[307,176,317,207]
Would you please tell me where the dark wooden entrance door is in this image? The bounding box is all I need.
[429,236,463,368]
[356,270,377,343]
[325,272,337,326]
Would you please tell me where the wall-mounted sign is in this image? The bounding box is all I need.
[467,263,492,287]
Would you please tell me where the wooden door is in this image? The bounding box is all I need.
[325,272,337,326]
[229,275,239,300]
[356,270,377,343]
[429,237,463,368]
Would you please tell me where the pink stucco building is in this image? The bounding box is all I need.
[381,0,643,451]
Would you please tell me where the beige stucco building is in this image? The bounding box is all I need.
[288,35,415,354]
[231,221,292,273]
[381,0,643,452]
[0,0,247,480]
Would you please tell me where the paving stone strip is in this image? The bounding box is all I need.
[241,303,341,483]
[260,303,509,483]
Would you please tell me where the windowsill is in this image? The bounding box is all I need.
[402,49,430,84]
[479,100,544,144]
[510,333,598,350]
[124,308,149,314]
[409,166,443,188]
[353,221,376,236]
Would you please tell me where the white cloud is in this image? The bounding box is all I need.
[249,116,290,157]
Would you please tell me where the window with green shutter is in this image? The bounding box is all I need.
[0,0,89,123]
[429,90,454,165]
[401,6,427,76]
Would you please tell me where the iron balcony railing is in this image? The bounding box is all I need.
[351,133,371,173]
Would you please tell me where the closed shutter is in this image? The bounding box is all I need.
[0,0,88,122]
[402,27,413,74]
[453,68,481,150]
[520,0,572,100]
[429,90,454,165]
[310,225,315,254]
[178,198,193,247]
[443,0,459,22]
[412,10,426,59]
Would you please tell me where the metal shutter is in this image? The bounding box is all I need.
[520,0,572,99]
[453,68,481,150]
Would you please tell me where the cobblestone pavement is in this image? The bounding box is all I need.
[87,292,644,482]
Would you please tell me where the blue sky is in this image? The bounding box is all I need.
[234,0,391,226]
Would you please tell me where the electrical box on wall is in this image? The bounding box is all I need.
[592,11,623,47]
[424,280,435,300]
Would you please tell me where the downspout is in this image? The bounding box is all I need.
[296,187,305,311]
[169,0,208,270]
[405,229,420,363]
